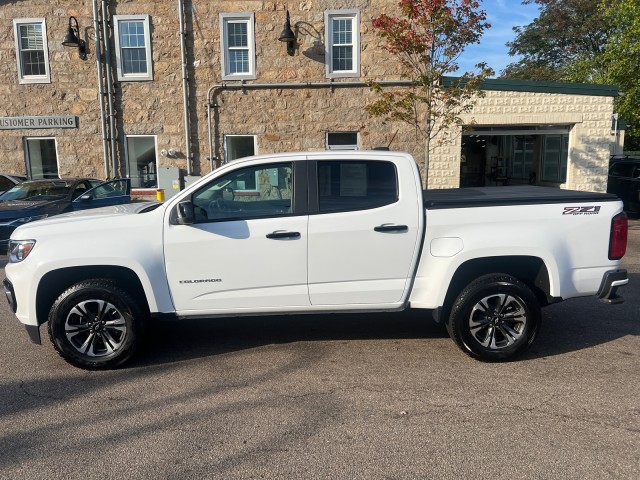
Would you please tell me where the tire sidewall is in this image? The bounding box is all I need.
[48,281,142,369]
[449,276,541,361]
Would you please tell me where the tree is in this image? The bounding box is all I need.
[593,0,640,150]
[501,0,611,81]
[502,0,640,150]
[366,0,493,187]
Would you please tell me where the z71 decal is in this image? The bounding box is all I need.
[563,206,601,215]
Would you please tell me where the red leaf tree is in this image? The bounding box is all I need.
[367,0,493,187]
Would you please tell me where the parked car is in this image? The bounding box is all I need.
[607,158,640,212]
[0,178,130,253]
[0,173,27,195]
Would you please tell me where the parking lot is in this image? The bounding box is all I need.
[0,220,638,479]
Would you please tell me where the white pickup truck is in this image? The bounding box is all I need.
[3,151,629,369]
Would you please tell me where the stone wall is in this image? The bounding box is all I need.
[0,0,617,191]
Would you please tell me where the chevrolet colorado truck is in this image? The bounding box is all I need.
[3,151,629,369]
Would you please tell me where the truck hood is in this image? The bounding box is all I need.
[11,202,163,237]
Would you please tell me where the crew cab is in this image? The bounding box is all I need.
[3,151,629,369]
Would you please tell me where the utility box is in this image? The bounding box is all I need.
[184,175,202,188]
[157,167,183,200]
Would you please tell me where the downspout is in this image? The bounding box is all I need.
[101,0,118,177]
[205,80,414,169]
[92,0,109,178]
[178,0,192,175]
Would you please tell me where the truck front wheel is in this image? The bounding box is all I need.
[47,279,144,369]
[447,274,540,361]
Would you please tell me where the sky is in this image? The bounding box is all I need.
[455,0,541,77]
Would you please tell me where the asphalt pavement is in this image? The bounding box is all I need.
[0,220,638,479]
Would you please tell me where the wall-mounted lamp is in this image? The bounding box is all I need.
[277,10,297,56]
[62,16,87,60]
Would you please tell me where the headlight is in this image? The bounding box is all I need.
[9,214,48,226]
[8,240,36,263]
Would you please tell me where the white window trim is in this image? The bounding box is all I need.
[113,15,153,82]
[326,132,360,150]
[325,9,360,79]
[224,134,258,163]
[13,18,50,85]
[219,13,257,81]
[124,134,158,187]
[24,137,59,178]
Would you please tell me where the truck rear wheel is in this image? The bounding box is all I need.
[447,274,540,361]
[47,279,144,369]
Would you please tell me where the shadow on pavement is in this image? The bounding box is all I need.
[130,271,639,368]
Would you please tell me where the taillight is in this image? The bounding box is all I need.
[609,212,628,260]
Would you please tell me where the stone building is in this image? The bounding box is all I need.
[0,0,623,196]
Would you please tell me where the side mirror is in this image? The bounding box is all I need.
[176,200,195,225]
[78,193,93,202]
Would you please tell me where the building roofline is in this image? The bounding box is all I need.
[443,76,620,97]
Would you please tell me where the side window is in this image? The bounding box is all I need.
[0,177,14,192]
[113,15,153,81]
[86,180,130,199]
[325,10,360,78]
[192,163,293,222]
[220,13,256,81]
[317,161,398,213]
[610,163,633,178]
[13,19,50,84]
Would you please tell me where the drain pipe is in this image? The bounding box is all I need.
[101,0,118,177]
[92,0,109,178]
[178,0,192,175]
[205,80,414,170]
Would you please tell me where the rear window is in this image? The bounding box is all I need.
[317,160,398,213]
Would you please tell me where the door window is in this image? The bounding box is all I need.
[316,160,398,213]
[25,137,58,179]
[192,163,293,222]
[224,135,256,162]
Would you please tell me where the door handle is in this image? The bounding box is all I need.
[266,231,301,239]
[374,224,408,233]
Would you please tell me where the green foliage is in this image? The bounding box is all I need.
[366,0,494,185]
[502,0,640,149]
[502,0,610,80]
[598,0,640,145]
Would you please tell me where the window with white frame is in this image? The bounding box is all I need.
[541,134,569,183]
[220,13,256,80]
[326,132,359,150]
[25,137,58,178]
[114,15,153,81]
[325,10,360,78]
[13,19,50,84]
[225,135,256,162]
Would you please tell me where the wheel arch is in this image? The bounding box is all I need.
[442,256,553,319]
[36,266,151,326]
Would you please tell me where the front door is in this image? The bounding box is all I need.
[164,159,309,314]
[307,157,423,306]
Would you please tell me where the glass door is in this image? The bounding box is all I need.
[24,137,59,179]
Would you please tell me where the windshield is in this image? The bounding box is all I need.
[0,181,73,201]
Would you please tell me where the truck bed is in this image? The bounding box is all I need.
[423,186,620,209]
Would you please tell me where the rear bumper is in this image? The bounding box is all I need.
[597,269,628,304]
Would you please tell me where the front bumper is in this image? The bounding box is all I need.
[597,269,628,304]
[3,277,41,344]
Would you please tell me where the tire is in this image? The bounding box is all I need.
[447,273,541,361]
[47,279,144,369]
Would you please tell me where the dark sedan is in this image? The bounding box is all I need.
[0,178,130,253]
[607,158,640,212]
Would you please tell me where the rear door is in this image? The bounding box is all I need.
[71,179,131,211]
[307,155,423,306]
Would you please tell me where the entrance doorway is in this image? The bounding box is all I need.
[460,126,571,187]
